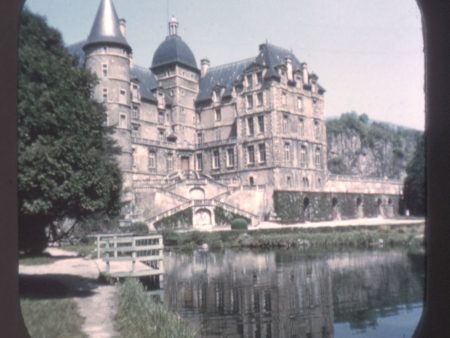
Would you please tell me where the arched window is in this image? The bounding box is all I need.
[315,147,322,168]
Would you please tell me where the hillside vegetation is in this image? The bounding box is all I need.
[326,112,422,179]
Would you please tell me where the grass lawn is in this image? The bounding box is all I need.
[62,243,96,257]
[19,254,59,266]
[21,298,86,338]
[115,279,196,338]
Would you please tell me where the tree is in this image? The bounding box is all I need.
[18,9,122,252]
[403,134,426,216]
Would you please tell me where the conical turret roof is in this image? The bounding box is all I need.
[83,0,131,52]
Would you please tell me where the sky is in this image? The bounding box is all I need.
[25,0,425,130]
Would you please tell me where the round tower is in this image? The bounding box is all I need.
[83,0,133,174]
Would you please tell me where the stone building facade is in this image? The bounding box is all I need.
[71,0,403,228]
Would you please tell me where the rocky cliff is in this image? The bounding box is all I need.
[326,113,422,179]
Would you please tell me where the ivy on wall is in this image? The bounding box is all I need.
[154,208,193,229]
[273,191,400,223]
[214,207,250,226]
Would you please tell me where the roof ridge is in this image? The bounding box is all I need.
[208,57,256,71]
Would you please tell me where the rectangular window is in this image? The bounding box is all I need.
[158,129,165,142]
[247,145,255,165]
[299,118,305,137]
[300,145,307,167]
[119,113,127,128]
[256,92,264,107]
[256,72,263,85]
[148,151,156,170]
[282,91,287,106]
[215,108,221,121]
[119,89,127,104]
[315,148,321,168]
[166,154,173,172]
[246,95,253,109]
[131,124,140,138]
[247,117,254,136]
[226,148,235,168]
[297,96,303,110]
[196,153,203,171]
[283,114,289,133]
[215,129,221,141]
[158,111,165,124]
[257,115,265,133]
[197,132,203,144]
[258,143,266,163]
[132,106,139,119]
[314,120,320,140]
[102,88,108,101]
[102,63,108,77]
[212,150,220,169]
[196,112,201,124]
[246,74,253,87]
[284,143,291,163]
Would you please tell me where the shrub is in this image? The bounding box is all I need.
[230,218,248,230]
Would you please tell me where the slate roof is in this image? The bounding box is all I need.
[197,58,255,103]
[83,0,131,53]
[196,42,307,103]
[151,35,198,72]
[130,65,158,103]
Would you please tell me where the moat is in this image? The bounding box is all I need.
[162,248,424,338]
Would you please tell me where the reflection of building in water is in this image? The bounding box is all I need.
[165,250,334,337]
[164,250,423,337]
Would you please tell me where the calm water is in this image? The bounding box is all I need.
[162,248,424,338]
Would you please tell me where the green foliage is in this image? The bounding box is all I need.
[214,207,250,226]
[154,208,193,229]
[326,112,421,177]
[120,222,150,235]
[18,9,122,252]
[403,135,426,215]
[115,279,196,338]
[21,298,87,338]
[230,218,249,230]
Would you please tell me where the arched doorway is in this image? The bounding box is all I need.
[356,196,364,218]
[377,198,384,217]
[303,197,310,222]
[193,208,212,226]
[332,197,341,220]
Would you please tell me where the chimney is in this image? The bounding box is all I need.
[286,57,293,81]
[119,18,126,36]
[201,58,210,77]
[302,62,309,84]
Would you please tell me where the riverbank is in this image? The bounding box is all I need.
[162,218,425,251]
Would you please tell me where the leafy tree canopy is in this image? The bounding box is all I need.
[403,135,426,216]
[18,9,122,252]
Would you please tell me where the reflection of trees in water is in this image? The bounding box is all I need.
[330,251,424,331]
[163,249,423,338]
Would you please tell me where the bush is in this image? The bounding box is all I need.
[230,218,248,230]
[122,222,149,235]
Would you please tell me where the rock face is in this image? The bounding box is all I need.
[326,113,421,179]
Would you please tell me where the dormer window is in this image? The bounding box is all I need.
[246,74,253,88]
[256,72,263,85]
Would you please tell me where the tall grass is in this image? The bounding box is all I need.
[115,279,196,338]
[21,298,86,338]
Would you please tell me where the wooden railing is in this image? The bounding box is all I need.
[95,233,164,277]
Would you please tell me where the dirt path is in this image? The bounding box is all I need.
[19,248,119,338]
